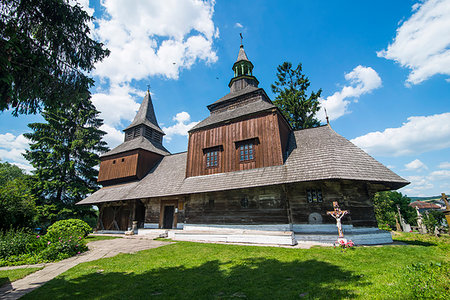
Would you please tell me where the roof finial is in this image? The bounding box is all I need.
[324,107,330,126]
[147,84,150,94]
[240,33,243,47]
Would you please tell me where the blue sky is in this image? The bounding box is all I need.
[0,0,449,197]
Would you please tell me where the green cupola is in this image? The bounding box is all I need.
[228,44,259,92]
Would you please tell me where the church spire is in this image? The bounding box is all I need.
[228,38,259,92]
[124,88,165,144]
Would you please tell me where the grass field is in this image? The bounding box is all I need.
[0,267,43,287]
[85,235,121,243]
[24,232,449,299]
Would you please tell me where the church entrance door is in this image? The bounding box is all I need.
[163,205,175,229]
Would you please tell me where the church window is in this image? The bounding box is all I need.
[125,130,133,141]
[121,158,125,162]
[208,199,215,208]
[239,143,254,161]
[205,149,219,168]
[307,189,323,203]
[241,197,249,208]
[112,160,116,164]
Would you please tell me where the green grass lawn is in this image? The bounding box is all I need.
[0,267,43,287]
[24,232,449,299]
[85,235,121,243]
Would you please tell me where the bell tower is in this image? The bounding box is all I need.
[228,43,259,93]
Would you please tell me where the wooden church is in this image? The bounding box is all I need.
[78,43,408,243]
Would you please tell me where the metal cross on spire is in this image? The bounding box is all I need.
[240,33,243,45]
[327,201,349,238]
[147,84,151,94]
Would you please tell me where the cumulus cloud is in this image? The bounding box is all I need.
[0,133,33,172]
[430,170,450,180]
[318,65,382,121]
[93,0,218,84]
[351,112,450,156]
[162,112,199,141]
[91,84,142,128]
[235,22,244,28]
[377,0,450,85]
[438,161,450,169]
[404,159,428,172]
[100,124,125,150]
[401,175,435,196]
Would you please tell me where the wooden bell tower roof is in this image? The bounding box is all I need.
[124,90,164,135]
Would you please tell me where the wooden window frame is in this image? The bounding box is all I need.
[235,138,258,163]
[306,189,323,203]
[203,146,223,169]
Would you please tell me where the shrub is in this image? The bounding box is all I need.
[0,229,44,258]
[402,262,449,299]
[378,223,392,231]
[39,237,87,261]
[45,219,91,242]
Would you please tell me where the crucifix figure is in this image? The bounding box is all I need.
[441,193,450,228]
[327,201,349,238]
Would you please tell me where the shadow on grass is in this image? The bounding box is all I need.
[0,277,10,288]
[394,240,436,247]
[25,258,365,299]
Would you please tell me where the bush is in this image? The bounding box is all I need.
[39,237,87,261]
[402,262,449,299]
[378,223,392,231]
[45,219,91,242]
[0,229,44,258]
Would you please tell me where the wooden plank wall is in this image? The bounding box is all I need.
[98,149,162,184]
[186,111,288,177]
[287,180,378,227]
[184,186,288,224]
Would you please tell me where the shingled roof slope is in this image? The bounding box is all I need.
[79,126,408,205]
[207,85,261,110]
[100,136,170,157]
[191,99,275,131]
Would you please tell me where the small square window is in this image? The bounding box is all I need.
[205,149,219,168]
[239,143,254,162]
[112,160,116,164]
[240,197,249,208]
[121,158,125,162]
[208,199,215,208]
[307,189,323,203]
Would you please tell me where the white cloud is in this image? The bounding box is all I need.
[351,112,450,156]
[235,22,244,28]
[91,84,142,128]
[162,112,199,141]
[319,65,382,121]
[404,159,428,171]
[430,170,450,180]
[377,0,450,85]
[401,175,435,196]
[438,161,450,169]
[93,0,218,84]
[100,124,125,150]
[0,133,33,172]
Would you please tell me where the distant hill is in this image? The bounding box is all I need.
[409,196,442,203]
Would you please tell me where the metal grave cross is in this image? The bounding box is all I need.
[327,201,349,238]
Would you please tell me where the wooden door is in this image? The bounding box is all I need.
[163,206,175,229]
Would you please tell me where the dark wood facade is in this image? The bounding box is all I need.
[98,149,162,185]
[186,110,290,177]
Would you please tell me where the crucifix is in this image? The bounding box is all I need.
[441,193,450,227]
[327,201,349,238]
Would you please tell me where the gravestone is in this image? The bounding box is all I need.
[396,204,411,232]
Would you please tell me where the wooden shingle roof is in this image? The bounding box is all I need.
[100,136,170,157]
[78,125,408,205]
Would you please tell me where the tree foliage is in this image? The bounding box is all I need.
[0,162,36,230]
[0,0,109,115]
[23,95,108,227]
[373,191,416,229]
[271,62,322,130]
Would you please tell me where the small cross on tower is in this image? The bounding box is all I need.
[327,201,349,238]
[240,33,243,45]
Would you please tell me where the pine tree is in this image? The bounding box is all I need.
[271,62,322,130]
[24,95,108,222]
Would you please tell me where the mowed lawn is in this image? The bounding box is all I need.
[24,233,449,299]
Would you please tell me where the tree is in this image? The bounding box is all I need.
[0,0,109,115]
[23,95,108,227]
[373,191,416,230]
[271,62,322,130]
[0,162,36,230]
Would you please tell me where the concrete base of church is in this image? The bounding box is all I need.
[136,224,393,246]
